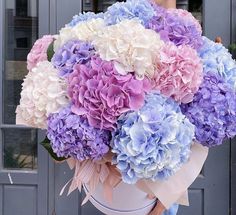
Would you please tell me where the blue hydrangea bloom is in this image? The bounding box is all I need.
[67,12,104,27]
[112,92,195,184]
[104,0,155,26]
[198,36,236,90]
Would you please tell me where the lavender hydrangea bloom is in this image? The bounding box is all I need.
[47,107,111,161]
[198,37,236,90]
[181,72,236,147]
[67,12,104,27]
[112,92,195,184]
[104,0,155,26]
[52,40,95,77]
[147,5,203,50]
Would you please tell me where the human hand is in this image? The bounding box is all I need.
[149,201,166,215]
[147,194,166,215]
[153,0,176,8]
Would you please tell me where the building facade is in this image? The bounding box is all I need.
[0,0,235,214]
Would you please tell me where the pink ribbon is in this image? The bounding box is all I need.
[60,154,121,205]
[60,143,208,209]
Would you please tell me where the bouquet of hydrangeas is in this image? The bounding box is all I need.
[16,0,236,214]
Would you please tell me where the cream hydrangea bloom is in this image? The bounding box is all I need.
[16,61,69,129]
[54,18,105,51]
[92,19,164,79]
[54,27,76,51]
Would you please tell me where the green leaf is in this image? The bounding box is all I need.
[228,43,236,52]
[47,41,55,62]
[40,137,67,162]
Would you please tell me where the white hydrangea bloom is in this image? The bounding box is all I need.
[54,18,106,51]
[92,19,164,79]
[53,27,76,51]
[16,61,69,129]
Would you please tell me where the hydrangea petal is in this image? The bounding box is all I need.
[92,19,163,79]
[112,92,195,184]
[181,72,236,147]
[47,107,111,160]
[16,61,69,129]
[198,36,236,90]
[68,56,151,130]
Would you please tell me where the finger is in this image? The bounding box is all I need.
[156,201,166,211]
[154,0,176,9]
[148,208,163,215]
[148,201,166,215]
[147,194,156,200]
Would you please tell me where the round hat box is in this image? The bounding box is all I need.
[83,182,156,215]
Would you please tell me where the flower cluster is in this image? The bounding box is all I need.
[47,107,110,160]
[93,19,163,79]
[67,12,104,27]
[169,8,202,33]
[112,92,195,184]
[198,37,236,90]
[16,0,236,190]
[54,18,105,51]
[153,43,203,103]
[181,72,236,147]
[27,35,54,71]
[104,0,155,26]
[147,5,203,50]
[68,56,151,131]
[16,61,69,129]
[52,40,95,77]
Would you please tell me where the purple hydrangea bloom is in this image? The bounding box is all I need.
[67,12,104,27]
[52,40,95,77]
[147,4,203,50]
[47,107,111,161]
[181,72,236,147]
[112,92,195,184]
[68,56,151,131]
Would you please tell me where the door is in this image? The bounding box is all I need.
[50,1,233,215]
[0,0,50,214]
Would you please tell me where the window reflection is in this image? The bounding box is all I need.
[189,0,203,26]
[4,129,37,170]
[82,0,122,13]
[4,0,38,124]
[3,0,38,170]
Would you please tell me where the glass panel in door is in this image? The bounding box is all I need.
[2,0,38,170]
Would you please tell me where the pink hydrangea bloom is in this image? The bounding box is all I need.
[68,56,151,130]
[153,43,203,103]
[27,35,54,71]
